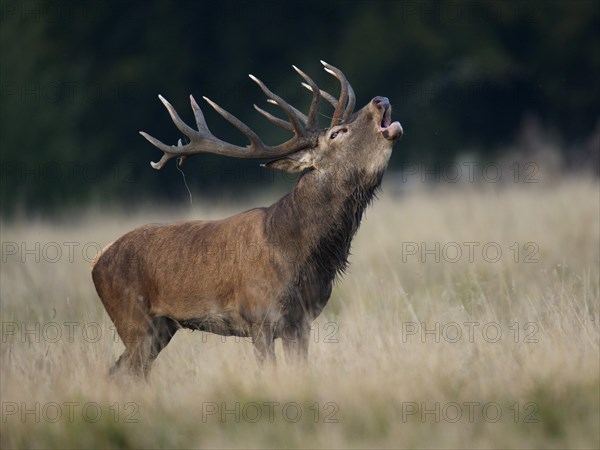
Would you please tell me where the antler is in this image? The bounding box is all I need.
[301,60,356,126]
[140,62,354,169]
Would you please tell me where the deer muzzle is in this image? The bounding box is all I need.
[373,96,403,141]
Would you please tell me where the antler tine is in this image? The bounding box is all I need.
[292,65,320,129]
[320,60,352,126]
[249,74,306,135]
[190,94,211,133]
[202,96,264,148]
[157,95,198,138]
[253,98,305,133]
[253,104,293,132]
[344,82,356,122]
[301,83,338,109]
[139,131,180,169]
[265,99,308,125]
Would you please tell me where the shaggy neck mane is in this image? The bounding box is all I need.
[266,168,385,283]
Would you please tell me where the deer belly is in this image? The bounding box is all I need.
[178,312,250,337]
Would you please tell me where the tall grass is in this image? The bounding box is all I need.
[1,178,598,449]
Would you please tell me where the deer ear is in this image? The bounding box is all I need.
[262,150,315,173]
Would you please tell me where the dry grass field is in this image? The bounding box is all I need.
[1,176,598,449]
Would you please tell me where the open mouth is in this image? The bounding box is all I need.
[379,105,403,141]
[380,106,392,129]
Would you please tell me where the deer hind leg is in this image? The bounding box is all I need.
[109,309,152,379]
[143,316,179,377]
[110,314,179,379]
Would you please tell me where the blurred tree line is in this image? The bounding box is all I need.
[1,0,598,215]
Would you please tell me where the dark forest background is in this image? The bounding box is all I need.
[1,0,599,216]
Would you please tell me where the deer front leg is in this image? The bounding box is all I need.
[252,324,276,365]
[282,323,310,364]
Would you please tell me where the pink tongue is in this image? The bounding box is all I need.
[383,121,403,140]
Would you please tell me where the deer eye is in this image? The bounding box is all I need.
[329,127,347,139]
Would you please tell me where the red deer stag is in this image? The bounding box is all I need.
[92,61,402,377]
